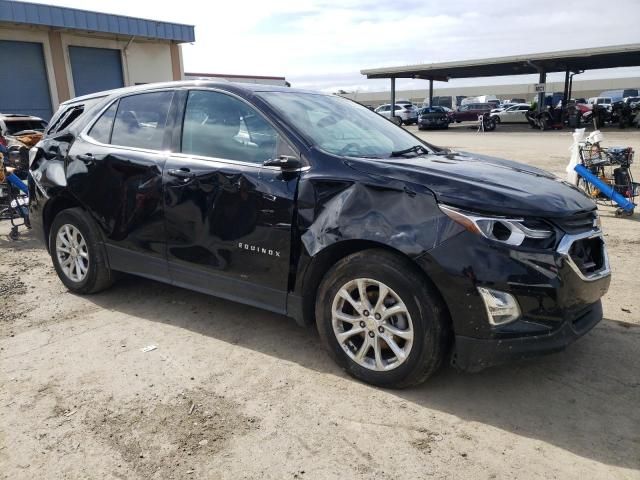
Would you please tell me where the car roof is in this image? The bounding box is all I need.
[60,80,325,107]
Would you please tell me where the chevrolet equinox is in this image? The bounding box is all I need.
[29,81,611,388]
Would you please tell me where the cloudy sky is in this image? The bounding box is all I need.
[35,0,640,92]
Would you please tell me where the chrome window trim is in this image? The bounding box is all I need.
[167,151,310,172]
[77,86,309,172]
[557,229,610,282]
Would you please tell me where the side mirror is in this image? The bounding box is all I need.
[263,155,301,170]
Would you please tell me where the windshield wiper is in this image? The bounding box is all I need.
[390,144,429,157]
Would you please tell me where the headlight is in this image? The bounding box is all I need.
[439,204,552,247]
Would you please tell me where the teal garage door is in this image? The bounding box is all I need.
[0,40,53,119]
[69,46,124,97]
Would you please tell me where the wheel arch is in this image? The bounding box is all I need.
[298,239,452,333]
[42,194,84,252]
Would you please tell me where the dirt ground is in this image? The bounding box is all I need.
[1,125,639,479]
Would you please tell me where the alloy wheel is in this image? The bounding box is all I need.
[331,278,414,371]
[56,224,89,282]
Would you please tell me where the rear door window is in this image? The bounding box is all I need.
[111,91,174,150]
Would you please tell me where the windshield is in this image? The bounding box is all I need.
[258,92,433,158]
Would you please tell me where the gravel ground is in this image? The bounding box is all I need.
[1,125,639,479]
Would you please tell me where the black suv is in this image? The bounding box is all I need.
[29,81,610,388]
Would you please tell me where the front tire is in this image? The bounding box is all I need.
[315,249,449,388]
[50,208,115,294]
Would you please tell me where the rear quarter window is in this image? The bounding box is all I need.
[46,97,104,136]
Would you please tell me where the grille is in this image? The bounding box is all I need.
[552,211,597,234]
[569,237,605,277]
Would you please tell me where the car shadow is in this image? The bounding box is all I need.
[84,274,640,470]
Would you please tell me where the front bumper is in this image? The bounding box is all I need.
[415,225,611,371]
[454,300,602,371]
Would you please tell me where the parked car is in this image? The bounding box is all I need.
[507,98,527,104]
[417,106,449,129]
[491,103,531,123]
[453,103,493,122]
[588,97,613,107]
[29,81,610,388]
[375,103,417,125]
[490,103,516,113]
[599,89,638,103]
[441,106,455,123]
[0,113,47,137]
[0,113,48,169]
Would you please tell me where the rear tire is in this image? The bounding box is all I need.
[315,249,449,388]
[50,208,115,294]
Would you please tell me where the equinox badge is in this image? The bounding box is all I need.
[238,242,281,257]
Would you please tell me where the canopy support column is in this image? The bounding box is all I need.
[428,78,433,106]
[537,70,546,112]
[390,77,396,122]
[562,67,570,109]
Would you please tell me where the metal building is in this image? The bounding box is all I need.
[0,0,195,119]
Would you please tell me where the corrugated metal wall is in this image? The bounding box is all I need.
[0,39,52,119]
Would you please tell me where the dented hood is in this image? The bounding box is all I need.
[347,151,595,218]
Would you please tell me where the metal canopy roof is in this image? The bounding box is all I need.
[0,0,195,42]
[361,43,640,81]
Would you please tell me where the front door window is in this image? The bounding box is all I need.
[181,90,278,164]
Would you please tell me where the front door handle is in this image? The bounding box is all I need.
[167,168,196,180]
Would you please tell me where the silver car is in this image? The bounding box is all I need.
[374,103,418,125]
[490,103,531,123]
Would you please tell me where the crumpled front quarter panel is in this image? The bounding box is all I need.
[297,168,460,259]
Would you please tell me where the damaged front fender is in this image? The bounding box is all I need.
[287,156,463,325]
[298,178,455,259]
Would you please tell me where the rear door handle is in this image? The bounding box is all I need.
[167,168,196,180]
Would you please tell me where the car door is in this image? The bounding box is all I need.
[163,89,301,314]
[515,105,530,123]
[456,105,469,121]
[67,90,176,280]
